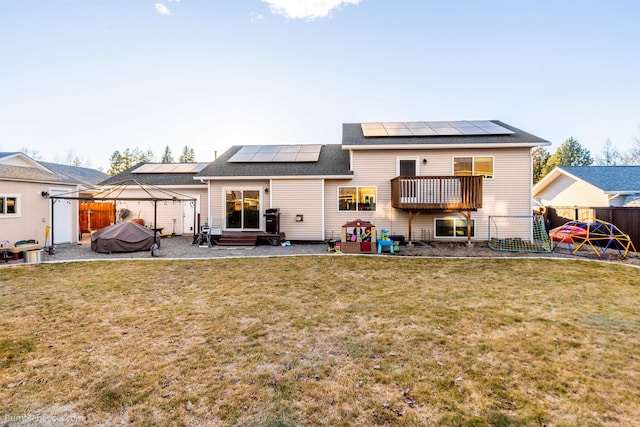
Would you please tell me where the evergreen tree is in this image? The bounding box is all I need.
[161,146,174,163]
[533,147,551,183]
[108,147,155,175]
[541,137,593,178]
[179,146,196,163]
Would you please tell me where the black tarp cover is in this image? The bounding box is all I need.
[91,221,159,253]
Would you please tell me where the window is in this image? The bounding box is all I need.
[338,187,376,211]
[0,195,19,216]
[453,156,493,179]
[397,157,418,176]
[435,218,475,238]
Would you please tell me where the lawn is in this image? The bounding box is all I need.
[1,257,638,426]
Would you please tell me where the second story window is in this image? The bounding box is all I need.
[453,157,493,179]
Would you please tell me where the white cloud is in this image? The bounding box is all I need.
[250,11,265,23]
[261,0,361,21]
[154,3,171,15]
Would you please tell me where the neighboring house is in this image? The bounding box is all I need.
[196,120,550,242]
[0,152,108,245]
[98,162,209,235]
[533,166,640,208]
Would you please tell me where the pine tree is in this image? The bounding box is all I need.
[533,147,551,183]
[541,137,593,178]
[179,146,196,163]
[161,146,174,163]
[108,147,155,176]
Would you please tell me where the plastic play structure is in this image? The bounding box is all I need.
[549,218,637,259]
[377,229,394,254]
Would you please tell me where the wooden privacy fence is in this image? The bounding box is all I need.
[548,206,640,250]
[79,201,115,232]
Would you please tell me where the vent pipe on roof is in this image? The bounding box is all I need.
[214,150,217,160]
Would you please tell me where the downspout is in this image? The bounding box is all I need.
[321,179,325,241]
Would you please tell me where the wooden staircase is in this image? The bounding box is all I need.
[217,232,259,246]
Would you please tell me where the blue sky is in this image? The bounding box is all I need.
[1,0,638,171]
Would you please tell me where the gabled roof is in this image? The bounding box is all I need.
[0,164,71,184]
[100,162,209,186]
[0,151,52,171]
[342,120,550,149]
[41,162,109,188]
[196,144,353,179]
[0,152,109,187]
[535,166,640,195]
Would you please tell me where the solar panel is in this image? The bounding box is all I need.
[361,121,514,137]
[228,145,322,163]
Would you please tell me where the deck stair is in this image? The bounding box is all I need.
[217,232,258,246]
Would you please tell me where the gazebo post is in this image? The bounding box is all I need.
[153,200,158,245]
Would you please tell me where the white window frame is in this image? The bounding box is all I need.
[337,186,377,212]
[0,194,20,217]
[452,156,495,179]
[434,217,475,239]
[221,187,264,231]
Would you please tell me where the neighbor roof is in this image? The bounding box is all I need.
[41,162,109,188]
[100,162,209,186]
[554,166,640,193]
[342,120,550,148]
[0,164,72,184]
[196,144,353,179]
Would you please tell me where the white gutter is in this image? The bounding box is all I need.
[197,175,354,181]
[343,142,551,150]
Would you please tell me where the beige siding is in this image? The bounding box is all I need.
[271,179,324,241]
[208,180,269,231]
[0,180,77,244]
[324,147,534,241]
[537,175,609,207]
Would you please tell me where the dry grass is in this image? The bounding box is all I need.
[0,257,638,426]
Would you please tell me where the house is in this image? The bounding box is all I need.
[196,120,550,242]
[533,166,640,208]
[0,152,108,245]
[97,162,210,236]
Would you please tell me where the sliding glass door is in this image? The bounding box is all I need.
[225,190,260,230]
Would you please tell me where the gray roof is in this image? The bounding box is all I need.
[0,163,71,184]
[0,152,108,187]
[196,144,353,178]
[40,162,109,187]
[560,166,640,193]
[342,120,550,147]
[100,163,208,186]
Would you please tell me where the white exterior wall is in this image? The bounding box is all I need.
[0,180,77,245]
[324,147,534,241]
[271,179,324,241]
[113,187,207,235]
[537,175,609,207]
[609,195,627,207]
